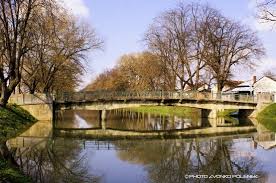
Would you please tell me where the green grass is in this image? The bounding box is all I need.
[0,104,37,183]
[128,105,198,117]
[0,159,32,183]
[217,109,238,117]
[257,103,276,132]
[0,104,37,141]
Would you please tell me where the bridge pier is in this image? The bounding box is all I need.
[99,110,106,130]
[201,109,224,119]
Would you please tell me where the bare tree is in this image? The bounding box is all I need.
[21,3,103,94]
[0,0,103,106]
[144,3,214,91]
[202,10,265,91]
[145,3,264,92]
[0,0,42,106]
[263,69,276,78]
[257,0,276,22]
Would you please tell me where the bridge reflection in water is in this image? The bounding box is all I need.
[6,120,273,183]
[5,107,276,182]
[52,109,256,139]
[6,109,272,149]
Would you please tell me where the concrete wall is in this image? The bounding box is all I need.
[9,94,53,121]
[8,121,52,148]
[19,104,53,121]
[9,93,52,105]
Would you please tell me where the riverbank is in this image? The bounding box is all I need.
[217,109,238,117]
[257,103,276,131]
[0,104,37,183]
[128,105,198,117]
[128,105,239,118]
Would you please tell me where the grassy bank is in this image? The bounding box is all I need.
[0,104,37,141]
[217,109,238,117]
[0,159,32,183]
[0,104,37,183]
[128,105,198,117]
[257,103,276,132]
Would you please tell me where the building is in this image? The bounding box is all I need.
[211,80,243,93]
[226,76,276,102]
[227,79,254,95]
[183,82,211,92]
[254,76,276,94]
[225,76,276,94]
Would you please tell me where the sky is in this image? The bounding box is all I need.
[61,0,276,88]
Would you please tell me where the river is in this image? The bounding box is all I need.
[4,109,276,183]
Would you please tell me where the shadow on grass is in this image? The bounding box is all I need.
[257,118,276,132]
[256,103,276,132]
[0,104,37,123]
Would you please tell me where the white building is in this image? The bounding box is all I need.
[226,76,276,102]
[226,76,276,94]
[254,76,276,94]
[229,80,254,95]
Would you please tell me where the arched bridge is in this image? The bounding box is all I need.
[54,91,258,118]
[9,91,263,120]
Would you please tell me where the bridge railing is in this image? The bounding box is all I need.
[54,91,258,103]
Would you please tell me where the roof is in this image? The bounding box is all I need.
[184,83,210,91]
[255,76,276,84]
[225,79,254,92]
[226,76,276,93]
[230,86,253,92]
[266,76,276,81]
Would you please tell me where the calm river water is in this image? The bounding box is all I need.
[5,109,276,183]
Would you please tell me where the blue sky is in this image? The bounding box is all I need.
[62,0,276,88]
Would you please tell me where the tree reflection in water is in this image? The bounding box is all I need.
[114,138,268,183]
[9,138,100,183]
[106,109,205,131]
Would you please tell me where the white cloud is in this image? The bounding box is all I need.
[60,0,90,18]
[255,57,276,76]
[254,20,275,31]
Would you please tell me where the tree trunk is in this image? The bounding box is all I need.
[0,80,19,107]
[0,83,12,107]
[216,80,224,99]
[0,141,19,168]
[216,80,224,94]
[0,90,12,107]
[29,84,36,94]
